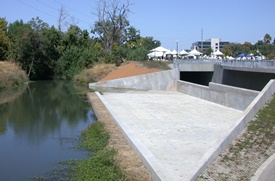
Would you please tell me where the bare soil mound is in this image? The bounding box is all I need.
[99,62,160,82]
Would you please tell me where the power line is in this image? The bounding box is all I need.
[17,0,56,20]
[17,0,94,30]
[54,0,94,20]
[36,0,58,12]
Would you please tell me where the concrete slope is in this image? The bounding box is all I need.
[96,91,243,181]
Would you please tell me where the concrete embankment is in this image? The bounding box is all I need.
[89,69,179,91]
[89,69,275,180]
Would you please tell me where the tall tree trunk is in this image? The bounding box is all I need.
[27,56,34,78]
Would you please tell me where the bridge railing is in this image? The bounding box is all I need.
[174,59,275,69]
[218,60,275,69]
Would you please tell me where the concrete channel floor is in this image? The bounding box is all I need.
[98,90,243,181]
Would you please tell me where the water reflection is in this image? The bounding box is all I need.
[0,81,95,180]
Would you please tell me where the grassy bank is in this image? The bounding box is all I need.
[70,121,126,181]
[31,121,126,181]
[0,61,28,90]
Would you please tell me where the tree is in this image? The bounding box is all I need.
[141,36,160,50]
[0,18,9,60]
[92,0,131,52]
[264,33,272,44]
[57,5,69,32]
[56,25,96,79]
[125,26,140,43]
[7,20,33,67]
[242,42,253,54]
[205,47,213,55]
[26,17,50,78]
[7,17,59,79]
[37,26,62,79]
[222,43,244,57]
[221,44,232,56]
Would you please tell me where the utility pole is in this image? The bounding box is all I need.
[177,41,179,58]
[201,28,203,52]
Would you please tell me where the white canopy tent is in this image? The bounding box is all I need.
[171,50,177,55]
[147,51,164,58]
[188,49,202,56]
[149,46,171,59]
[164,50,172,56]
[213,50,224,56]
[170,50,178,58]
[150,46,170,53]
[179,49,188,55]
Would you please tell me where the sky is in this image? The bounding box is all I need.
[1,0,275,51]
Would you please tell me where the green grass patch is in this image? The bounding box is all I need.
[32,121,126,181]
[71,148,125,181]
[79,121,110,152]
[70,121,126,181]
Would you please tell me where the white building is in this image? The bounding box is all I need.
[192,38,229,52]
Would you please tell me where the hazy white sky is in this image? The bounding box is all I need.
[1,0,275,50]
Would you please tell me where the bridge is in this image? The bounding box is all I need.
[89,60,275,181]
[174,59,275,91]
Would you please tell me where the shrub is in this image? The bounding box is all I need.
[74,63,117,84]
[0,61,28,90]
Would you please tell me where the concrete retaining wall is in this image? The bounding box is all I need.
[89,69,179,91]
[212,64,223,84]
[191,79,275,180]
[177,80,259,111]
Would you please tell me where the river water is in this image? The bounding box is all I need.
[0,81,95,180]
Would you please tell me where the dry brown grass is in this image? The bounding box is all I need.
[74,64,117,84]
[0,61,28,90]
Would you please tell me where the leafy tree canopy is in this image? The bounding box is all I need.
[0,18,9,60]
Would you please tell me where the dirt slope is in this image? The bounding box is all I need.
[99,62,160,82]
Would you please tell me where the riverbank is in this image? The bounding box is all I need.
[0,61,28,90]
[87,92,152,181]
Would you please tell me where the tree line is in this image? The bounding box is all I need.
[0,0,160,80]
[220,34,275,59]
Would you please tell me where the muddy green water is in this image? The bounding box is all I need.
[0,81,95,180]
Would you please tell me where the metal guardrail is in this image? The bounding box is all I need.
[174,59,275,69]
